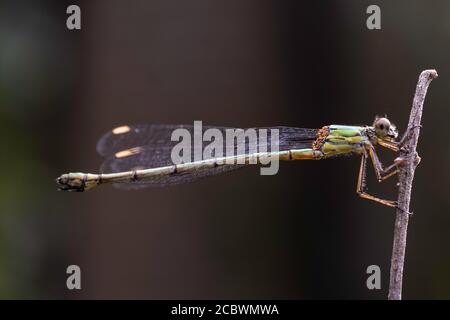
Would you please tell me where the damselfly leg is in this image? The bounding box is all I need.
[356,150,398,208]
[356,141,404,207]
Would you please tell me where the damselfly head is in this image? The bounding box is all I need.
[373,116,398,141]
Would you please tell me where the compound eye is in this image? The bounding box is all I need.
[375,117,391,137]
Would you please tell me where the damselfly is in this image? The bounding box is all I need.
[56,116,409,208]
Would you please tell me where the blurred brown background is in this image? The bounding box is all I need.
[0,0,449,299]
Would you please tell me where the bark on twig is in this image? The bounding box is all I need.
[388,69,438,300]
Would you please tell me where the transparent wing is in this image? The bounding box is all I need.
[97,124,317,189]
[97,124,232,157]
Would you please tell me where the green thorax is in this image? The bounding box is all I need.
[321,125,368,157]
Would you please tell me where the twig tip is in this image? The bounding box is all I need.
[422,69,438,79]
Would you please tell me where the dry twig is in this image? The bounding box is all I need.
[388,69,438,300]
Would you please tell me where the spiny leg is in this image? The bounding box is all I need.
[377,139,400,152]
[356,152,397,208]
[366,143,400,182]
[364,145,419,214]
[367,143,421,183]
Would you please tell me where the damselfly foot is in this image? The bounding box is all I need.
[394,152,421,167]
[396,206,413,215]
